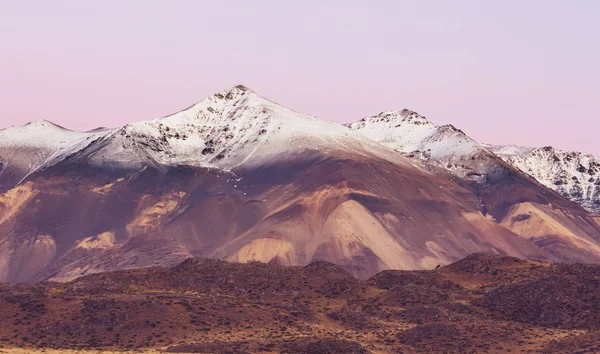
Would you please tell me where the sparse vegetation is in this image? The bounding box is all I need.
[0,254,598,353]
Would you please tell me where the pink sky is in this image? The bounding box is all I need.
[1,1,599,153]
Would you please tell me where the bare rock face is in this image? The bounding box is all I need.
[1,86,600,283]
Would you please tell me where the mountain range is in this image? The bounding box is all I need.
[1,85,600,283]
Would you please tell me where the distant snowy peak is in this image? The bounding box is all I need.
[346,109,483,157]
[0,119,108,185]
[346,109,501,180]
[490,145,600,214]
[350,109,432,129]
[0,120,85,147]
[348,108,600,215]
[346,110,433,153]
[88,85,277,169]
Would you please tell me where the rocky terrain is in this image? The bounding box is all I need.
[490,145,600,215]
[0,253,598,353]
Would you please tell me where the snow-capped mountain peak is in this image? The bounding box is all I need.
[1,86,408,182]
[349,109,432,132]
[346,109,498,179]
[90,84,375,170]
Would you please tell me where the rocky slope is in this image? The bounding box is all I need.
[347,109,600,264]
[1,254,599,353]
[345,109,501,181]
[1,86,600,283]
[490,145,600,215]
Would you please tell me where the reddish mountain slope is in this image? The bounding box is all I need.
[0,86,599,282]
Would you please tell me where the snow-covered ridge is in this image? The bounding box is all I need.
[489,145,600,214]
[346,109,502,180]
[0,85,405,183]
[346,110,600,214]
[84,85,396,170]
[0,120,109,184]
[0,120,92,148]
[3,87,600,216]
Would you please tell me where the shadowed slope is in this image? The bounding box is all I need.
[348,109,600,266]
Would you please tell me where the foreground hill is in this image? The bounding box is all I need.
[0,254,599,353]
[1,86,600,283]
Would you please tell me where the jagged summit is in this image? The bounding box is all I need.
[1,85,403,180]
[229,84,252,93]
[352,109,432,127]
[490,144,600,214]
[91,84,379,170]
[346,108,496,180]
[0,85,256,133]
[348,109,600,216]
[207,84,256,104]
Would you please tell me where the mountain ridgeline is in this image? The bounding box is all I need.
[1,85,600,283]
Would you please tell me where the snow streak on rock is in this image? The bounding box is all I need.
[491,145,600,214]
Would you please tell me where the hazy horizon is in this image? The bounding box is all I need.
[2,0,599,153]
